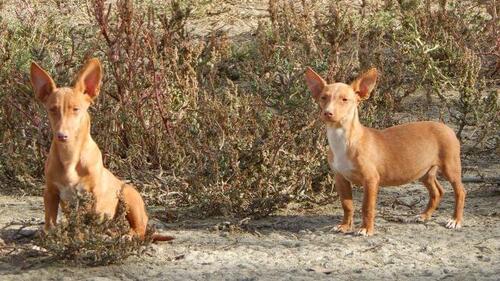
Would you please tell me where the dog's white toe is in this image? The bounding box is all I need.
[333,224,350,233]
[445,219,462,229]
[414,215,426,223]
[355,228,368,236]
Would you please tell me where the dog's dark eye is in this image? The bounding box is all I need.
[73,108,80,112]
[321,96,327,100]
[342,98,348,102]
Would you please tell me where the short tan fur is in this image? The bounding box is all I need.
[31,58,173,242]
[305,67,465,236]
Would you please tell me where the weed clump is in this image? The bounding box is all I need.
[35,192,152,266]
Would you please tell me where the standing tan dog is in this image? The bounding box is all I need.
[305,67,465,236]
[31,58,173,241]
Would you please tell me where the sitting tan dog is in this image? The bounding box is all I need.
[30,58,173,241]
[305,67,465,236]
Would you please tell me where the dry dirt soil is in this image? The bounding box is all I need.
[1,177,499,281]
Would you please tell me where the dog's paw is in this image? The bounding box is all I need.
[355,228,373,236]
[445,219,462,229]
[333,224,351,233]
[414,214,429,223]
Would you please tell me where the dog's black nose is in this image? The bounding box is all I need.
[324,111,333,117]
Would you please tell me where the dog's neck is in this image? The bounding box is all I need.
[51,113,92,171]
[327,105,364,149]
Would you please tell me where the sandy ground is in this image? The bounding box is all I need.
[187,0,268,39]
[1,180,499,281]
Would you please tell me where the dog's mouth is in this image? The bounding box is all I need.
[321,115,338,123]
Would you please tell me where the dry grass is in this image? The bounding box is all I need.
[0,192,153,266]
[0,0,498,219]
[35,192,153,266]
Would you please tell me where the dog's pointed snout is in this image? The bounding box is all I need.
[324,111,333,117]
[56,132,68,141]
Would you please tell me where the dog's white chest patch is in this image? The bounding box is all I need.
[54,180,87,224]
[54,182,86,202]
[327,127,354,175]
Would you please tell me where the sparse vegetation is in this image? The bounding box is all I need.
[35,192,152,266]
[0,0,498,221]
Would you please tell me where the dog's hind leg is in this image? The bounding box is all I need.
[441,162,465,229]
[121,184,148,238]
[434,177,445,198]
[418,166,442,222]
[446,180,465,229]
[121,185,174,242]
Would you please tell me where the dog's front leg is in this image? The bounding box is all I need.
[43,185,60,231]
[358,180,379,236]
[334,174,353,233]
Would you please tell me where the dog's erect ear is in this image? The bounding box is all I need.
[74,58,102,100]
[351,68,378,100]
[30,62,56,103]
[305,67,327,100]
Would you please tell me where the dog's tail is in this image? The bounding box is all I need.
[152,233,175,242]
